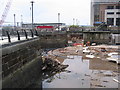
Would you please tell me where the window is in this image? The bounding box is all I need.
[107,18,114,26]
[116,6,120,9]
[94,15,99,21]
[107,12,114,14]
[116,18,120,26]
[116,12,120,14]
[107,6,114,9]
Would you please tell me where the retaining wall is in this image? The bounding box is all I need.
[1,33,68,88]
[2,38,42,88]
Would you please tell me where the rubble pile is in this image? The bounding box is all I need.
[42,57,69,72]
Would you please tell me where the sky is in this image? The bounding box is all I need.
[0,0,91,25]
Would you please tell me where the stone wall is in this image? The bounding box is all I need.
[39,34,68,48]
[1,38,42,88]
[1,33,68,88]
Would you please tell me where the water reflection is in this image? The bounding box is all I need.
[42,55,119,88]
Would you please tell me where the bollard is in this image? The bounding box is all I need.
[30,30,34,37]
[16,31,20,40]
[24,30,28,39]
[6,31,11,42]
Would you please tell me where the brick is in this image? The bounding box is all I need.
[2,63,8,72]
[8,58,19,68]
[27,54,36,62]
[21,53,29,60]
[11,51,19,59]
[17,62,23,68]
[22,59,28,65]
[19,49,28,55]
[2,55,11,64]
[8,63,20,74]
[2,69,11,78]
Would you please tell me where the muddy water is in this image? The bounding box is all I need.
[42,55,119,88]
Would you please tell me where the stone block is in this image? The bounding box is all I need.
[2,69,11,78]
[8,63,20,74]
[2,55,11,64]
[2,63,8,72]
[8,58,20,68]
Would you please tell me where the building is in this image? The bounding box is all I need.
[91,0,120,27]
[22,23,65,29]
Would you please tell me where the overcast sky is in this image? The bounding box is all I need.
[0,0,91,25]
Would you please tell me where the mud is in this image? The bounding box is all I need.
[41,45,119,88]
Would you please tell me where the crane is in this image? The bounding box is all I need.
[0,0,13,27]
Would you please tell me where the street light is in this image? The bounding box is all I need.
[58,13,60,30]
[30,1,34,30]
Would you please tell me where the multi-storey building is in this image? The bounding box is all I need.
[91,0,120,27]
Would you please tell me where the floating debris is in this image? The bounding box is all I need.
[95,84,105,87]
[113,78,120,84]
[86,55,95,58]
[85,74,90,77]
[103,80,108,82]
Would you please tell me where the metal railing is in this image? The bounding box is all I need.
[1,29,68,43]
[1,29,38,43]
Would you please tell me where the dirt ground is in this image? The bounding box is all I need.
[42,45,120,88]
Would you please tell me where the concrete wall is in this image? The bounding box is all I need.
[83,31,111,44]
[111,34,120,44]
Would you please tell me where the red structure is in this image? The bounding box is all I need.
[36,26,54,29]
[0,0,13,26]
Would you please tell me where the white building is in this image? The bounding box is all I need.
[105,7,120,26]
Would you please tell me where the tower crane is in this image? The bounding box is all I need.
[0,0,13,26]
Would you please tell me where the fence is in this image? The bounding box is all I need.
[1,29,38,43]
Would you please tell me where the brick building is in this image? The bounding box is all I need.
[91,0,120,27]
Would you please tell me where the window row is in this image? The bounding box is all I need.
[107,6,120,9]
[107,18,120,26]
[107,12,120,14]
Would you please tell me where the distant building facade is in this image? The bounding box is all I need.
[22,23,66,31]
[91,0,120,27]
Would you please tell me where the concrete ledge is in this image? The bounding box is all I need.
[1,38,40,55]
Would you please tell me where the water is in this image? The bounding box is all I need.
[41,55,119,88]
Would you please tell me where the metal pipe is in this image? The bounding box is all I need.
[16,30,20,40]
[30,1,34,30]
[24,30,28,39]
[6,31,11,42]
[30,29,34,37]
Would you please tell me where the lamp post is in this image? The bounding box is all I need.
[58,13,60,31]
[30,1,34,30]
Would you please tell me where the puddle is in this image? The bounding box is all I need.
[41,55,119,88]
